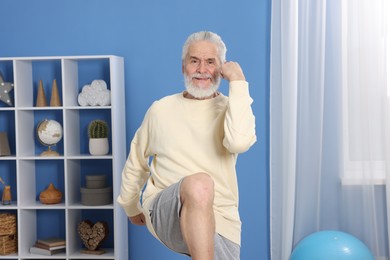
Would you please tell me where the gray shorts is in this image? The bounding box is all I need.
[148,179,240,259]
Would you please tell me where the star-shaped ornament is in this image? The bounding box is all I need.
[0,72,14,106]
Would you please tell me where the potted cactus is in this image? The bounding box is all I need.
[88,120,109,155]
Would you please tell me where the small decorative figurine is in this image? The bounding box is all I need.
[78,80,111,106]
[0,72,14,106]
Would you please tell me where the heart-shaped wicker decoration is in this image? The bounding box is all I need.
[77,220,109,251]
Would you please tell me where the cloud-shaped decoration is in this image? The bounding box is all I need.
[78,80,111,106]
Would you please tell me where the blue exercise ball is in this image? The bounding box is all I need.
[290,230,374,260]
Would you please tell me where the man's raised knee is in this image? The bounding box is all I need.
[181,172,215,205]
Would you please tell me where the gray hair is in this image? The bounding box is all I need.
[182,31,227,64]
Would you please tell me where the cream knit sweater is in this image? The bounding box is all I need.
[117,80,256,246]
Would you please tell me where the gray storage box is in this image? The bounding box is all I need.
[80,186,112,206]
[85,175,106,189]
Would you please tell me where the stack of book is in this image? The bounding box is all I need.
[29,237,66,256]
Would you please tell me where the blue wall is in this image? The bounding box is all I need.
[1,0,270,259]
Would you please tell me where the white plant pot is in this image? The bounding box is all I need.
[89,138,109,155]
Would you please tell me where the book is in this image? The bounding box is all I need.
[29,246,65,256]
[34,242,66,250]
[36,237,66,247]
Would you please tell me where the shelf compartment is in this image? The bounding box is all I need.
[0,160,17,206]
[62,58,111,108]
[18,208,66,258]
[65,159,112,207]
[33,110,64,157]
[18,160,64,207]
[66,209,114,259]
[64,109,111,156]
[15,110,64,158]
[13,59,63,109]
[31,60,62,109]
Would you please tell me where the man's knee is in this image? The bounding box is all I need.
[180,172,215,205]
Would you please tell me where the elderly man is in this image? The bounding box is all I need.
[117,31,256,260]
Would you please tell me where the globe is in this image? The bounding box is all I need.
[290,230,374,260]
[36,119,63,156]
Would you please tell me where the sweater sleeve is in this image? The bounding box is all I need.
[117,110,152,217]
[223,81,257,153]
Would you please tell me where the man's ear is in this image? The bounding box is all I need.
[182,63,184,74]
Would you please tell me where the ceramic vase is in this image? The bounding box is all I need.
[2,185,11,205]
[39,183,62,204]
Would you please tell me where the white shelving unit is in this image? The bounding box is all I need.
[0,55,128,260]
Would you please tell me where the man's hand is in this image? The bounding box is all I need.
[129,213,146,226]
[220,61,246,82]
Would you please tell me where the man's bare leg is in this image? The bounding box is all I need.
[180,172,215,260]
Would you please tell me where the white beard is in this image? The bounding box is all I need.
[184,73,221,99]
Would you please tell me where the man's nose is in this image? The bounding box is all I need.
[197,61,208,73]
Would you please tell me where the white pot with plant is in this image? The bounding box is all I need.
[88,120,109,155]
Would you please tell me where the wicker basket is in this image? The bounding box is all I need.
[0,213,16,236]
[0,234,17,255]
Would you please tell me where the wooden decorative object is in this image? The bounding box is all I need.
[0,132,11,156]
[50,79,61,106]
[77,220,108,253]
[39,183,62,204]
[36,80,48,107]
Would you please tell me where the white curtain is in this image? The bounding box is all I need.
[270,0,390,259]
